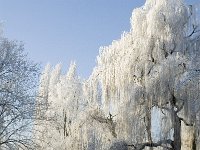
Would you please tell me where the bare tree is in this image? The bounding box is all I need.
[0,38,40,150]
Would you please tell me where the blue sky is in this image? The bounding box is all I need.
[0,0,198,78]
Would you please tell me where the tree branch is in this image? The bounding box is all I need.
[187,24,200,37]
[127,139,174,150]
[179,117,193,126]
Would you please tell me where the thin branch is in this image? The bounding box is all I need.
[187,24,200,37]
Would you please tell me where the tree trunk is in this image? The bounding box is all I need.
[181,121,195,150]
[173,110,181,150]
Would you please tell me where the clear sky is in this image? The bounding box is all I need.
[0,0,198,78]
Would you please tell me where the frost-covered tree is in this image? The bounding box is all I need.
[0,38,40,149]
[35,62,84,149]
[35,0,200,150]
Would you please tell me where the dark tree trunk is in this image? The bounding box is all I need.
[173,110,181,150]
